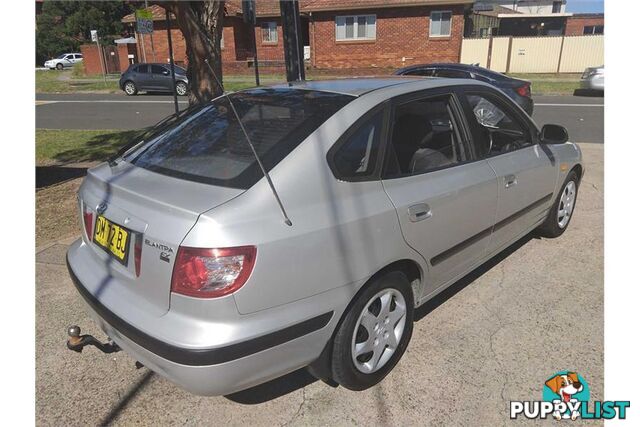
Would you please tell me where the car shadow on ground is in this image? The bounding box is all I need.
[221,233,537,405]
[36,165,87,189]
[573,89,604,98]
[51,129,145,165]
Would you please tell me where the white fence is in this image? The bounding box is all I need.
[461,35,604,73]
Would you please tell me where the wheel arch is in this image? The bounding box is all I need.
[570,163,583,183]
[307,257,424,382]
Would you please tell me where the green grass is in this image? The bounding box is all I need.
[36,70,119,93]
[528,80,581,95]
[36,129,143,165]
[37,68,584,95]
[507,73,582,95]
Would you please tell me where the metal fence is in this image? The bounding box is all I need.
[460,35,604,73]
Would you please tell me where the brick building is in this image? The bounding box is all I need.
[565,13,604,36]
[306,1,469,68]
[112,0,471,74]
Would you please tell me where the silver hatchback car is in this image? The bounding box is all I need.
[67,78,582,395]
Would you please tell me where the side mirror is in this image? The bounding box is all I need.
[540,124,568,144]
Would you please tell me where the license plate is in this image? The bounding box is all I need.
[93,215,130,265]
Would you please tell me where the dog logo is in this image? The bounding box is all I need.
[544,372,588,420]
[544,372,589,420]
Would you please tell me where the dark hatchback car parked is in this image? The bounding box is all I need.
[394,63,533,115]
[119,63,189,96]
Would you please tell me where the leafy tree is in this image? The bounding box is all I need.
[36,1,133,65]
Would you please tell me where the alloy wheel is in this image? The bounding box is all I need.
[125,82,136,95]
[557,180,576,228]
[351,288,407,374]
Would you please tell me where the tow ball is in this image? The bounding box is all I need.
[66,325,121,354]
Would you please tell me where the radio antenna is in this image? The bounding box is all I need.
[203,59,292,226]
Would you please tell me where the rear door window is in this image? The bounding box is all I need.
[383,94,467,178]
[128,88,354,189]
[434,69,472,79]
[151,64,168,75]
[329,110,384,180]
[403,69,434,77]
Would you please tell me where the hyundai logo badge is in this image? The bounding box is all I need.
[97,202,108,215]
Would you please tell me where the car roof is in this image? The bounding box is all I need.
[396,63,516,81]
[269,77,444,96]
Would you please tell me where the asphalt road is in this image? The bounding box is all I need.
[36,93,605,144]
[36,144,603,425]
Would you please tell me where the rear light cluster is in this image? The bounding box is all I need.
[516,83,531,97]
[82,202,94,241]
[171,246,256,298]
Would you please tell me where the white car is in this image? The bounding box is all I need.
[44,53,83,70]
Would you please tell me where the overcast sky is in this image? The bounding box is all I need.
[566,0,604,13]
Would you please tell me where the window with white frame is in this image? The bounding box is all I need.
[335,15,376,40]
[430,11,452,37]
[261,22,277,43]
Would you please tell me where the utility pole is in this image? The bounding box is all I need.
[145,0,157,62]
[242,0,260,86]
[279,0,305,82]
[166,9,179,115]
[91,30,107,85]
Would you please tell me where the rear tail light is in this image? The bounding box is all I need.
[134,234,142,277]
[171,246,257,298]
[516,83,531,97]
[82,203,94,241]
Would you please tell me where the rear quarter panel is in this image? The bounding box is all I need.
[181,90,430,315]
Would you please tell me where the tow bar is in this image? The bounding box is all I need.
[66,325,121,354]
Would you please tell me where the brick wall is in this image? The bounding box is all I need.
[310,5,465,69]
[136,21,188,66]
[80,44,103,75]
[222,18,252,62]
[254,17,285,62]
[565,16,604,36]
[117,44,137,72]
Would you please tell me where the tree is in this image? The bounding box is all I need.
[158,1,225,104]
[36,1,133,65]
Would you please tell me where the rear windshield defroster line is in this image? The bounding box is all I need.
[128,88,355,189]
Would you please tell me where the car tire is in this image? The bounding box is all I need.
[123,81,138,96]
[536,170,579,238]
[330,271,414,391]
[56,63,64,71]
[176,81,188,96]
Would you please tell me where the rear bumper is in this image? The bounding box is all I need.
[66,240,341,395]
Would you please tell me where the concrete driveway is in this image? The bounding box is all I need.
[36,143,603,426]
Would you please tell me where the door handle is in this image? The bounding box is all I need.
[504,174,517,188]
[408,204,432,222]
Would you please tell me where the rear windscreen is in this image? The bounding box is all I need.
[128,88,354,189]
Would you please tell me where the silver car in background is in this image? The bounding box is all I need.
[580,66,604,92]
[67,78,583,395]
